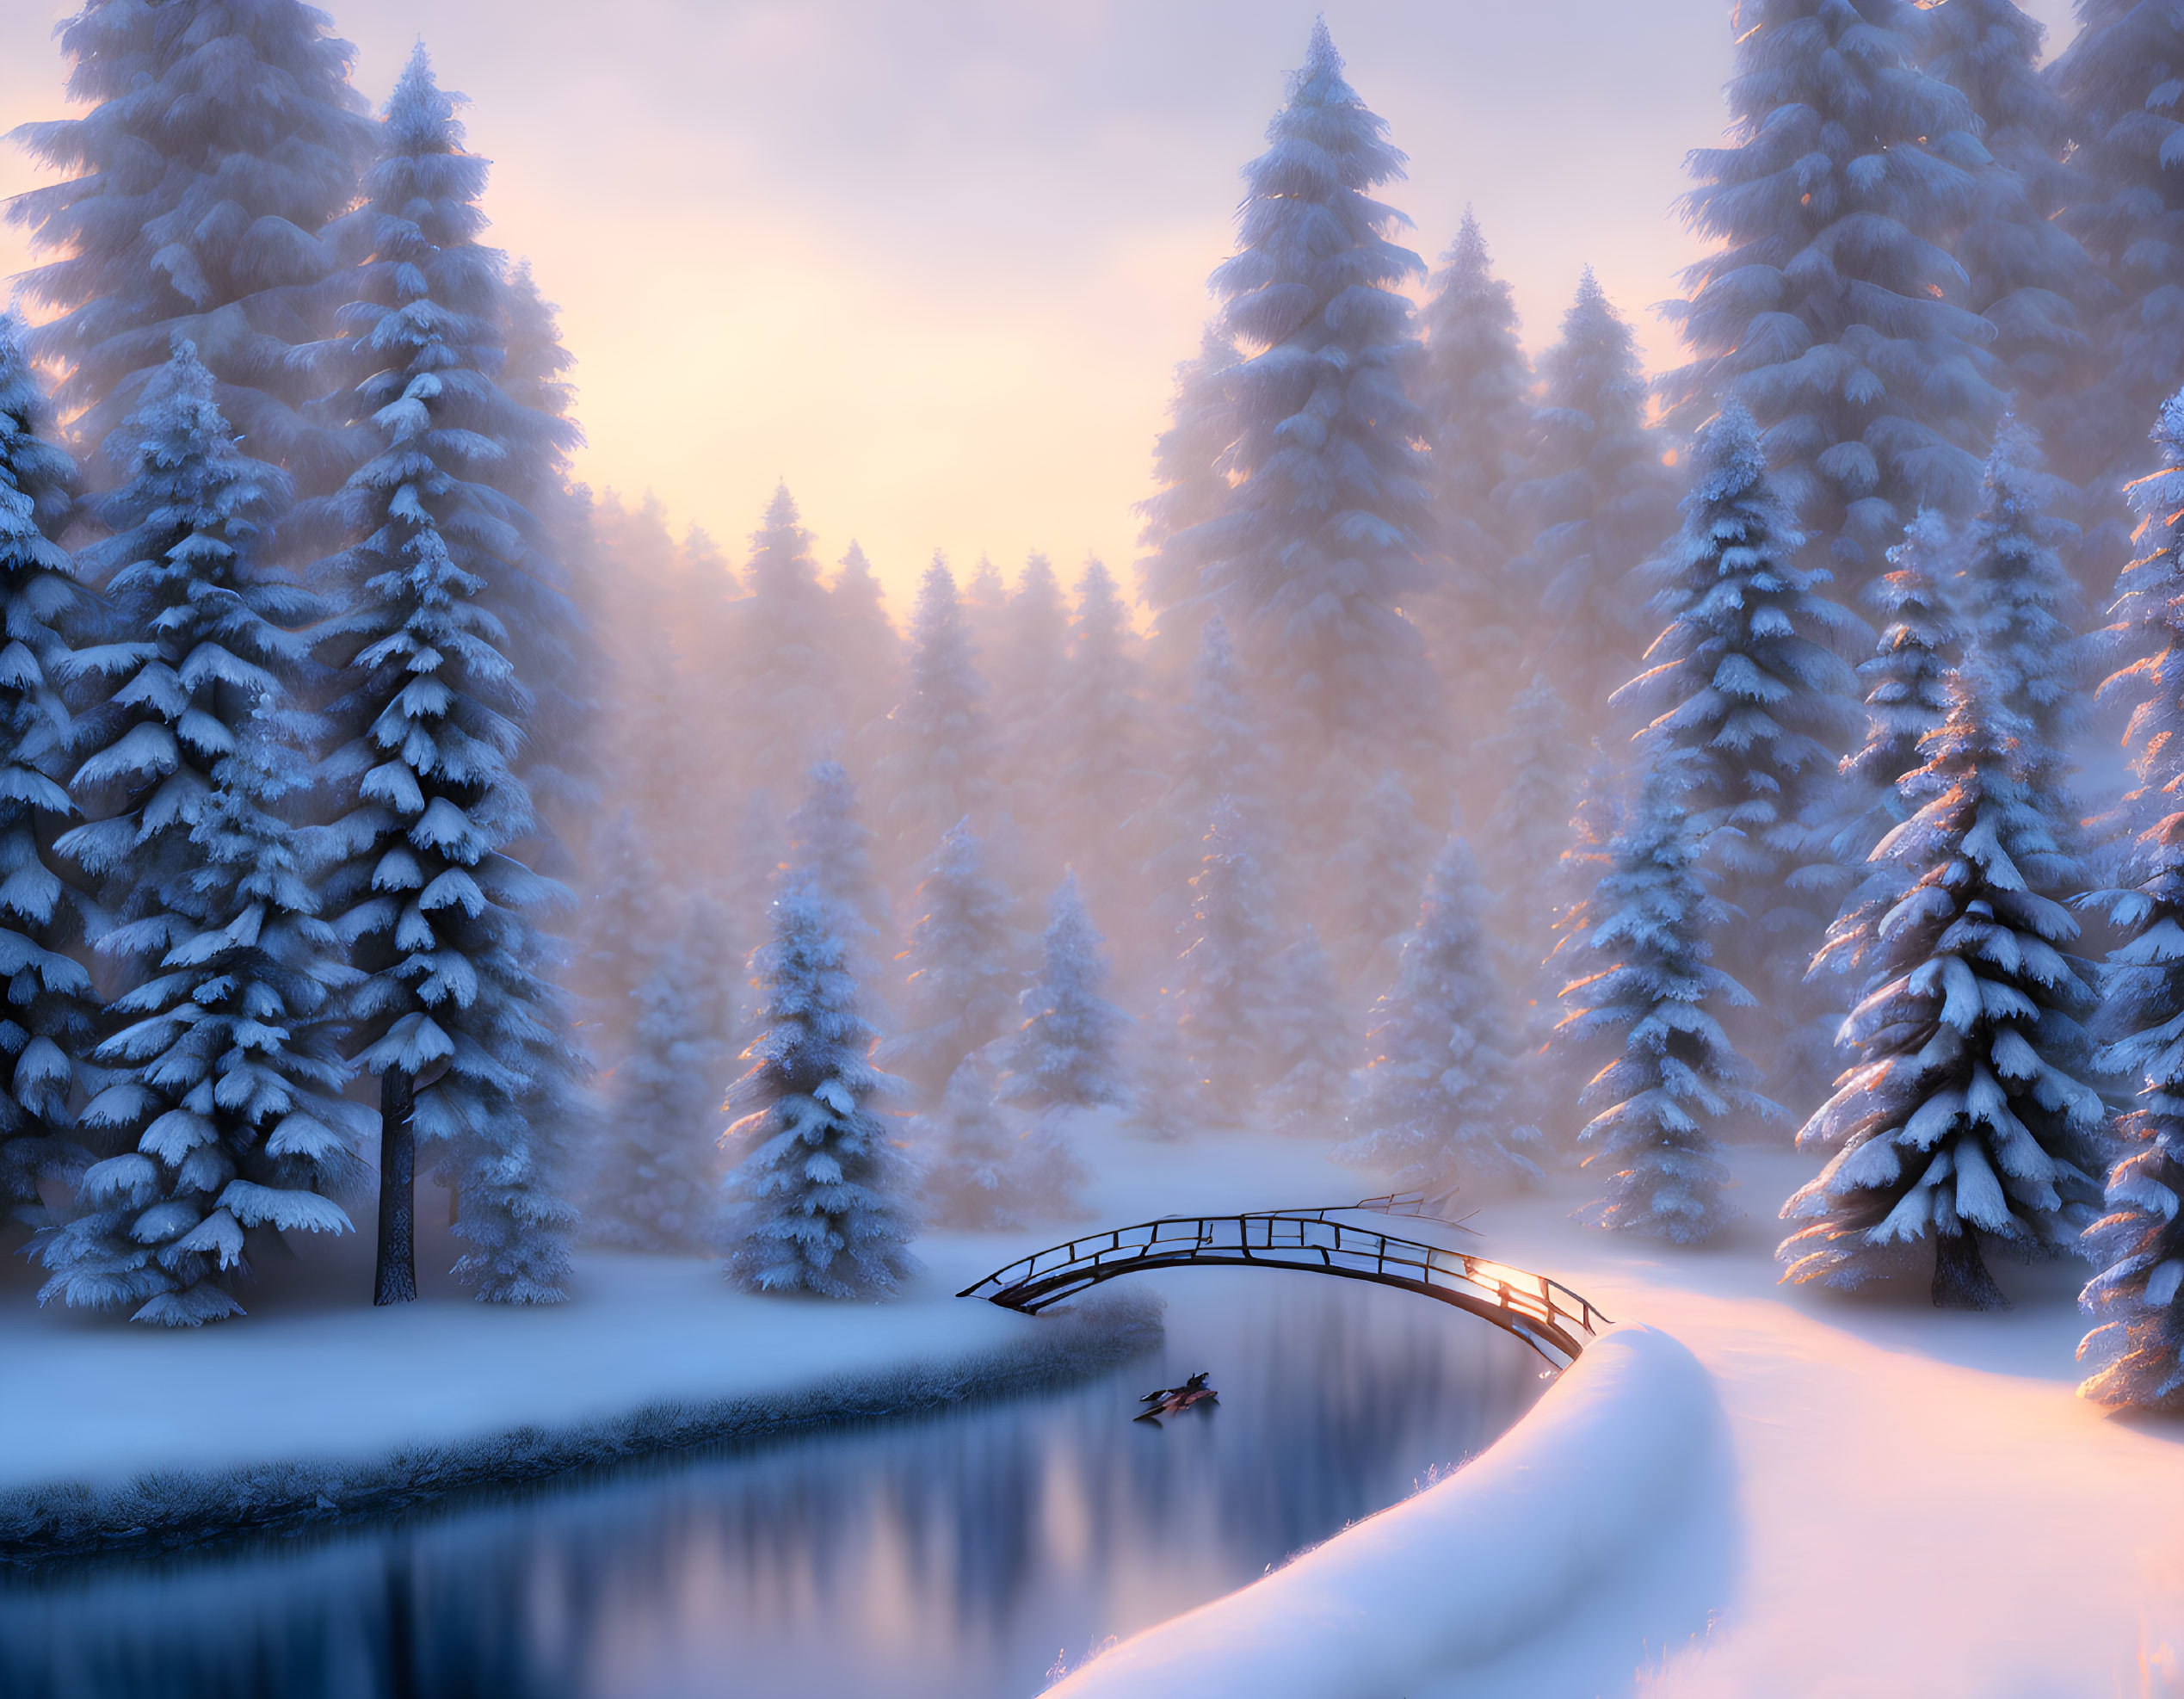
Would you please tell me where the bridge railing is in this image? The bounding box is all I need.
[958,1201,1610,1362]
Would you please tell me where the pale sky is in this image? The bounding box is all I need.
[0,0,2080,605]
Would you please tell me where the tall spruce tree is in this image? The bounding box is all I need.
[2081,390,2184,1406]
[486,261,600,872]
[1558,772,1768,1243]
[0,318,97,1233]
[879,557,997,880]
[1341,832,1545,1197]
[1141,615,1271,948]
[1920,1,2101,472]
[40,350,360,1323]
[1835,510,1959,874]
[719,881,916,1297]
[783,759,889,972]
[586,894,735,1255]
[1006,872,1128,1111]
[990,553,1070,879]
[2051,1,2184,580]
[1046,559,1157,929]
[914,1051,1086,1231]
[1954,421,2083,800]
[1323,769,1434,998]
[311,49,581,1307]
[1667,0,2001,599]
[1617,403,1861,1090]
[829,541,901,782]
[1508,269,1679,722]
[1175,798,1283,1115]
[723,486,840,806]
[1137,323,1238,677]
[876,818,1020,1104]
[1782,656,2106,1307]
[1262,924,1355,1137]
[7,0,376,486]
[1187,22,1440,792]
[1415,210,1533,720]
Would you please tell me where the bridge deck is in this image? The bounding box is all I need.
[958,1199,1610,1367]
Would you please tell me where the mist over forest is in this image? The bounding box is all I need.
[3,0,2184,1414]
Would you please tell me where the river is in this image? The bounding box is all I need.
[3,1273,1548,1699]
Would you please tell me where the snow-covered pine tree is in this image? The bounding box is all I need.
[1920,2,2101,489]
[784,759,890,971]
[913,1051,1086,1231]
[1616,402,1861,1092]
[829,541,901,781]
[724,788,785,983]
[1781,652,2107,1306]
[0,318,97,1233]
[719,881,916,1296]
[1667,0,2000,600]
[722,485,841,805]
[577,809,676,1068]
[1175,798,1283,1115]
[1189,22,1441,794]
[2080,389,2184,1406]
[489,261,602,874]
[46,701,364,1325]
[1046,559,1157,930]
[1557,771,1767,1243]
[8,0,375,484]
[1478,674,1583,941]
[1124,985,1206,1141]
[1322,769,1434,999]
[1507,269,1679,724]
[1262,924,1354,1137]
[990,553,1070,878]
[1342,832,1545,1196]
[963,554,1009,660]
[310,50,582,1307]
[875,818,1019,1103]
[879,556,997,882]
[1415,210,1533,720]
[1140,615,1271,948]
[1953,420,2083,800]
[41,344,361,1321]
[1006,872,1127,1110]
[1137,323,1238,678]
[1833,510,1959,874]
[587,894,735,1254]
[2051,2,2184,584]
[54,343,311,937]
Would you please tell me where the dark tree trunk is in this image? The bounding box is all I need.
[1932,1227,2009,1312]
[373,1068,416,1306]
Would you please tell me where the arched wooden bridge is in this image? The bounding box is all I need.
[958,1195,1611,1368]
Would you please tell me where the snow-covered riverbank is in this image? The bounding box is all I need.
[1052,1134,2184,1697]
[0,1114,1346,1564]
[0,1246,1160,1562]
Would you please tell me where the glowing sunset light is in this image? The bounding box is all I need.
[6,0,2064,603]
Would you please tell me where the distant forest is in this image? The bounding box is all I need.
[5,0,2184,1411]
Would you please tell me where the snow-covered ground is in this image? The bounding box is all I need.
[1052,1132,2184,1697]
[0,1214,1166,1557]
[11,1117,2180,1698]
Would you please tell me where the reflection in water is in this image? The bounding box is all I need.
[3,1274,1546,1699]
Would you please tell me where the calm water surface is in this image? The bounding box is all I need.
[3,1275,1547,1699]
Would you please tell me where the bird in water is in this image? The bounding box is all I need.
[1134,1370,1217,1421]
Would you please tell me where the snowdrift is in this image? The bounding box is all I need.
[1044,1322,1729,1698]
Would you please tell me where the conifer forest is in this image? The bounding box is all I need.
[9,2,2184,1690]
